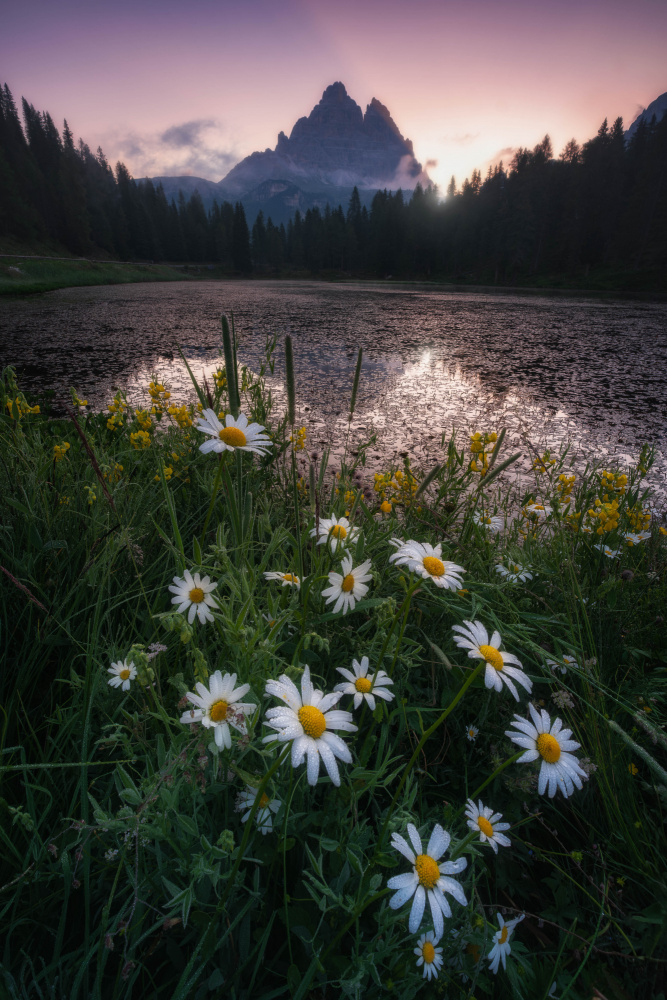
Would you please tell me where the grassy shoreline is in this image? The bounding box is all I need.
[1,249,665,300]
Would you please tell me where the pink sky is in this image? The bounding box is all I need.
[2,0,666,192]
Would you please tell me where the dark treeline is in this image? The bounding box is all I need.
[1,82,666,287]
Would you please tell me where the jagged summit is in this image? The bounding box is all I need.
[218,82,427,196]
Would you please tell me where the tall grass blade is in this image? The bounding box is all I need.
[415,462,444,499]
[222,314,239,416]
[476,451,521,490]
[487,427,506,469]
[284,335,296,426]
[349,348,363,418]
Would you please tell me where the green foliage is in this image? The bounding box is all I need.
[0,348,666,1000]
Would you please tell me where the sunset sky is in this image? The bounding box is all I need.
[2,0,666,193]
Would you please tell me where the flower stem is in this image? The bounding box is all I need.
[216,744,290,915]
[199,455,225,550]
[453,752,523,821]
[376,660,484,853]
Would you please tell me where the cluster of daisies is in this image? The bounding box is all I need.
[104,409,590,983]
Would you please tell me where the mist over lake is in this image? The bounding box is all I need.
[2,279,666,494]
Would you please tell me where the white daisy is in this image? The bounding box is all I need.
[107,658,137,691]
[487,913,524,974]
[473,511,504,533]
[496,562,533,584]
[263,571,302,589]
[546,654,578,675]
[235,786,281,835]
[387,823,467,939]
[594,544,620,558]
[195,408,272,456]
[263,665,357,786]
[465,724,479,742]
[180,670,255,750]
[524,502,551,520]
[334,656,395,711]
[451,620,532,701]
[168,569,218,624]
[321,555,372,615]
[310,514,360,552]
[414,931,443,981]
[624,531,651,546]
[505,703,586,798]
[389,538,465,590]
[464,799,511,853]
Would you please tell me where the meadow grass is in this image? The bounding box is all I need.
[0,326,666,1000]
[0,257,195,296]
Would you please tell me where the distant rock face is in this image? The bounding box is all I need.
[219,82,428,196]
[625,91,667,140]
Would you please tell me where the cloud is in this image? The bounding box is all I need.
[104,119,240,181]
[484,146,516,169]
[442,132,479,146]
[160,119,217,149]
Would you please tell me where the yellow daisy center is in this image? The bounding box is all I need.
[422,555,445,577]
[341,573,355,593]
[355,676,372,693]
[477,816,494,838]
[119,668,131,681]
[189,587,205,603]
[330,524,347,539]
[479,644,504,671]
[499,926,509,944]
[258,792,270,809]
[298,705,327,739]
[414,854,440,890]
[536,732,561,763]
[422,941,436,964]
[218,426,247,447]
[209,700,228,723]
[283,574,297,584]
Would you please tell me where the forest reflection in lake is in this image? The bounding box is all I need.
[1,279,666,497]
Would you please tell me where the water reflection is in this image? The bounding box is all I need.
[0,280,665,497]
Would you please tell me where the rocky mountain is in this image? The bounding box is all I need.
[147,83,428,224]
[625,90,667,140]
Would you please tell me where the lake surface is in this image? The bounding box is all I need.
[1,279,666,499]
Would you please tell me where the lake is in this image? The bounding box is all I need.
[1,279,666,498]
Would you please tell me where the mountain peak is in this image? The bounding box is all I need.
[321,81,350,102]
[219,82,427,196]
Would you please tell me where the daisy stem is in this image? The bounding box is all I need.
[199,455,225,550]
[376,661,484,853]
[358,579,422,762]
[378,578,422,675]
[453,752,523,821]
[449,829,477,861]
[216,744,290,915]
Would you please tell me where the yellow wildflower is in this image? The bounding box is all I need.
[290,426,307,451]
[167,403,194,429]
[103,463,123,483]
[6,397,40,418]
[130,430,151,450]
[53,442,71,462]
[134,408,153,431]
[84,485,97,505]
